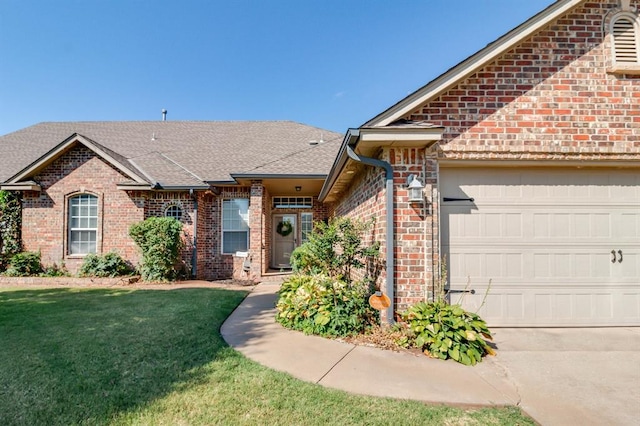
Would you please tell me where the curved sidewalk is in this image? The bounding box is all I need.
[220,281,520,407]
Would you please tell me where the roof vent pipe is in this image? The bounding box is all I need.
[162,109,167,121]
[345,136,395,325]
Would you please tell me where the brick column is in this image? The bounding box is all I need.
[388,147,431,312]
[249,181,264,278]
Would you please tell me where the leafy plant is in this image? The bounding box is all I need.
[276,274,378,337]
[0,190,22,270]
[41,262,70,277]
[401,301,494,366]
[79,252,133,277]
[4,251,42,277]
[129,217,184,281]
[290,217,380,283]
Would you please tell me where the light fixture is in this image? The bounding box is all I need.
[407,174,424,203]
[295,186,302,192]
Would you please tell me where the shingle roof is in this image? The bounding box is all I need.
[0,121,343,186]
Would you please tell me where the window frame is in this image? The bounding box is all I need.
[221,198,250,255]
[67,193,99,256]
[300,212,313,243]
[164,204,184,221]
[609,11,640,74]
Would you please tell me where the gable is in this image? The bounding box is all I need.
[365,0,587,128]
[393,0,639,160]
[3,133,148,186]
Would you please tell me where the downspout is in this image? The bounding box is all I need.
[345,137,395,325]
[190,189,198,278]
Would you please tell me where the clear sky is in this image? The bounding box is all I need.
[0,0,555,136]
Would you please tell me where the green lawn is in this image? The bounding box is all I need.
[0,287,533,425]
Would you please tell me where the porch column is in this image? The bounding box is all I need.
[388,147,431,311]
[249,180,265,278]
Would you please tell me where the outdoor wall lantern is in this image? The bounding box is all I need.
[407,174,425,203]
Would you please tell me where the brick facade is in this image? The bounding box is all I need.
[18,146,330,280]
[331,0,640,315]
[22,146,144,273]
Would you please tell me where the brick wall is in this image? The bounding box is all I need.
[409,0,640,159]
[22,145,144,273]
[195,186,251,280]
[145,191,196,276]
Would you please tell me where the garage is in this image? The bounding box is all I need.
[441,167,640,327]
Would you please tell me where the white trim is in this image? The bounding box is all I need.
[8,134,148,185]
[366,0,586,128]
[221,198,250,255]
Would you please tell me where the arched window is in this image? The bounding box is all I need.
[164,204,183,220]
[68,194,98,255]
[610,12,640,71]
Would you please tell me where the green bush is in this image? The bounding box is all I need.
[276,274,378,337]
[79,252,133,277]
[129,217,184,281]
[0,190,22,271]
[400,301,494,366]
[4,251,43,277]
[290,217,380,283]
[41,262,70,277]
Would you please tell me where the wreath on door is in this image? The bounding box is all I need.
[276,220,293,237]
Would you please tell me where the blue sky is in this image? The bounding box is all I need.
[0,0,555,136]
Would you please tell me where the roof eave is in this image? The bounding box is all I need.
[6,133,149,185]
[364,0,587,127]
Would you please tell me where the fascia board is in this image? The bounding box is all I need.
[8,134,149,185]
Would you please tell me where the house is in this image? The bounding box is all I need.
[320,0,640,326]
[0,121,341,280]
[1,0,638,328]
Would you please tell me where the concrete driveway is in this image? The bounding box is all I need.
[222,282,640,426]
[479,327,640,426]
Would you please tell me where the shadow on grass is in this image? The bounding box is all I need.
[0,287,248,426]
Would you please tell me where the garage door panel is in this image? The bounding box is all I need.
[457,286,637,326]
[442,167,640,326]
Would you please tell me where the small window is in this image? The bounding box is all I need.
[301,212,313,243]
[610,11,640,73]
[222,199,249,254]
[273,196,313,209]
[164,204,183,220]
[68,194,98,255]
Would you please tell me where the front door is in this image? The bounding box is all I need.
[272,214,296,268]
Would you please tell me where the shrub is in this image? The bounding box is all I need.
[79,252,133,277]
[4,251,42,277]
[129,217,184,281]
[0,190,22,271]
[400,301,494,366]
[276,274,378,337]
[41,262,70,277]
[290,217,380,283]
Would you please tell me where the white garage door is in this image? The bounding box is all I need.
[441,167,640,327]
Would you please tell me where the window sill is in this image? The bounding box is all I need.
[607,65,640,75]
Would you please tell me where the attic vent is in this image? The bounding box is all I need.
[613,16,639,63]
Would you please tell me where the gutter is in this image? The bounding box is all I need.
[344,130,395,325]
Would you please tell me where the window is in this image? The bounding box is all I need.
[164,204,183,220]
[273,196,313,209]
[68,194,98,255]
[301,212,313,243]
[222,198,249,253]
[610,11,640,73]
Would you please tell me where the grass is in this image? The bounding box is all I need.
[0,287,534,425]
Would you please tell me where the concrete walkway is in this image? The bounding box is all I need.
[221,281,640,426]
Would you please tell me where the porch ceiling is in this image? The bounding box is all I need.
[233,177,326,197]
